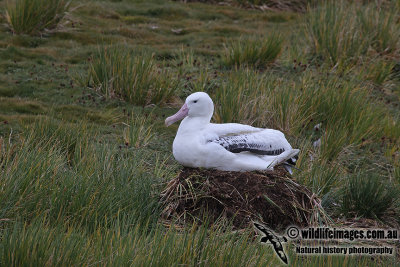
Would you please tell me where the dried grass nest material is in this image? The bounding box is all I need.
[161,166,329,230]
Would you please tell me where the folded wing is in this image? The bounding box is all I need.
[210,130,292,156]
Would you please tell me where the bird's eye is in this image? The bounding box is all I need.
[193,100,198,103]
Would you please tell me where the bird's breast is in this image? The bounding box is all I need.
[172,134,206,167]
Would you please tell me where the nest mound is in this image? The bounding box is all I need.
[161,166,325,230]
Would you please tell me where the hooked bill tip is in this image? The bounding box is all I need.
[164,103,189,127]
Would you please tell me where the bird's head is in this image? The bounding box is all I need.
[165,92,214,126]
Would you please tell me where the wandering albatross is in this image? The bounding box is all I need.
[165,92,299,172]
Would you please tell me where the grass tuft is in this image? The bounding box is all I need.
[6,0,70,35]
[358,3,399,56]
[363,58,395,86]
[339,172,399,220]
[213,70,391,162]
[23,116,88,162]
[222,33,283,68]
[88,46,179,106]
[123,112,156,148]
[0,129,161,231]
[306,1,369,68]
[307,1,400,68]
[213,69,265,124]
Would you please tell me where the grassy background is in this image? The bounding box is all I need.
[1,0,400,265]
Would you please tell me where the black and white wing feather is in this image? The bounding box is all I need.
[210,130,291,156]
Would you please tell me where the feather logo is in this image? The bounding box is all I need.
[253,222,289,264]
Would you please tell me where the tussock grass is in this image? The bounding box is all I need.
[291,251,397,266]
[362,58,395,86]
[123,112,155,148]
[0,217,394,266]
[0,220,279,266]
[394,165,400,185]
[306,1,369,68]
[1,126,277,264]
[174,48,218,95]
[257,76,313,134]
[5,0,70,35]
[358,4,399,56]
[175,46,196,73]
[213,69,265,124]
[23,116,89,162]
[222,33,283,68]
[296,154,343,197]
[1,222,89,266]
[188,69,218,94]
[338,173,399,220]
[88,46,179,106]
[307,1,399,68]
[270,73,387,161]
[213,69,392,162]
[0,136,69,222]
[0,131,161,230]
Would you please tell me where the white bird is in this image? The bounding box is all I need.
[165,92,299,172]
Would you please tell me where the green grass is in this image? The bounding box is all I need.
[338,172,399,221]
[6,0,70,35]
[0,0,400,265]
[123,112,156,148]
[362,58,395,86]
[23,116,89,161]
[306,1,369,68]
[88,45,179,106]
[358,3,399,56]
[306,1,399,69]
[222,33,283,68]
[0,131,161,230]
[214,69,391,162]
[8,219,391,267]
[213,69,266,124]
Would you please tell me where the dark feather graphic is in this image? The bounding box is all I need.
[253,222,288,264]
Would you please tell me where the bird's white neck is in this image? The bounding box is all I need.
[177,116,210,135]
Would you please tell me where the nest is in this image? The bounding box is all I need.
[161,166,329,230]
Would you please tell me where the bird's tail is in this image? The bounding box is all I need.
[283,154,299,174]
[266,149,299,170]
